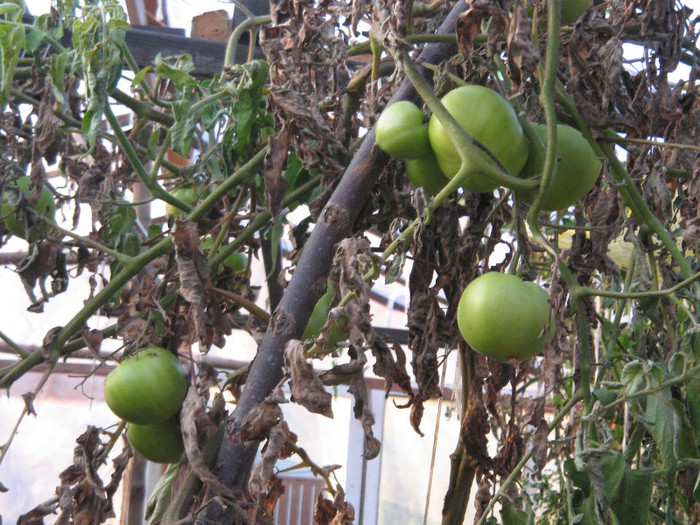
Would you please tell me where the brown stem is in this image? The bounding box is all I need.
[197,2,469,522]
[441,347,476,524]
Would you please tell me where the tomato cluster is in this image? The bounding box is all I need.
[374,85,601,210]
[104,347,187,463]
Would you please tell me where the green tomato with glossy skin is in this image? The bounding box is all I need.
[428,86,529,192]
[457,272,550,362]
[375,101,430,160]
[518,123,601,211]
[104,347,188,424]
[2,177,56,241]
[405,150,450,197]
[126,418,184,464]
[303,283,348,348]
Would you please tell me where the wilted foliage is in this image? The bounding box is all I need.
[1,0,699,524]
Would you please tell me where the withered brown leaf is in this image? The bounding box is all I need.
[284,340,334,418]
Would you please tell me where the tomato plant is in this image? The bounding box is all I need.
[104,347,188,425]
[457,272,550,362]
[375,100,430,160]
[427,85,529,192]
[126,418,184,464]
[405,149,450,196]
[1,177,56,241]
[518,123,601,211]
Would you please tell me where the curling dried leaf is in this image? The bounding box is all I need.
[284,340,333,418]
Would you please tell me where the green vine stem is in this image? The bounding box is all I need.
[475,389,585,525]
[103,104,191,214]
[186,146,267,225]
[600,256,637,365]
[0,330,30,358]
[585,362,700,420]
[573,270,700,300]
[599,134,700,152]
[209,287,271,323]
[223,15,272,72]
[36,214,132,264]
[525,0,560,250]
[280,438,337,495]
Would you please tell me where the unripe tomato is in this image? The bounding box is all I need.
[561,0,590,25]
[518,123,601,211]
[126,418,184,464]
[457,272,550,362]
[2,177,56,241]
[428,86,529,192]
[525,0,591,26]
[405,150,450,197]
[375,101,430,160]
[104,347,188,424]
[201,237,248,273]
[165,186,209,218]
[303,283,348,349]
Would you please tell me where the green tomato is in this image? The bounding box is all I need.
[525,0,591,26]
[126,418,184,464]
[2,177,56,241]
[104,347,188,424]
[303,283,348,348]
[561,0,590,25]
[428,86,529,192]
[201,237,248,273]
[375,101,430,160]
[165,186,209,218]
[518,123,601,211]
[457,272,550,362]
[405,150,450,197]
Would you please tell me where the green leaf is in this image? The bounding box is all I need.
[154,53,195,90]
[500,502,534,525]
[642,392,698,469]
[0,3,23,16]
[107,202,136,236]
[610,468,652,525]
[565,458,591,495]
[119,232,142,257]
[145,462,179,524]
[599,453,626,502]
[25,29,47,52]
[171,96,198,154]
[50,51,70,104]
[592,387,617,407]
[0,24,25,108]
[131,65,153,87]
[668,352,686,379]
